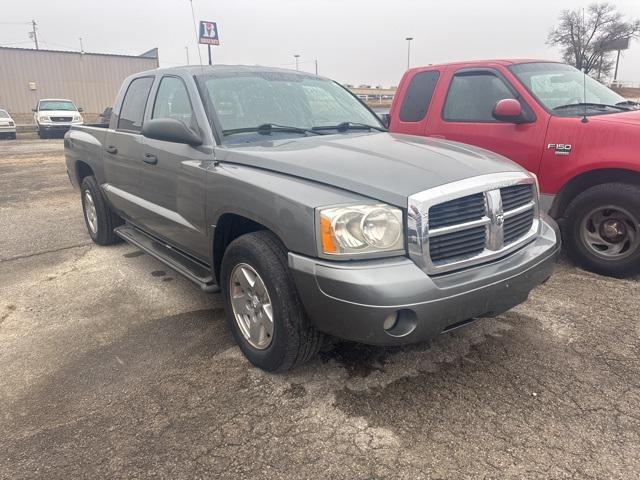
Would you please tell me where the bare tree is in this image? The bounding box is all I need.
[547,3,639,78]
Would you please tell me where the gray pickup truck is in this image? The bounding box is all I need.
[65,66,560,371]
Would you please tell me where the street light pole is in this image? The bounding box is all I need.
[294,54,300,71]
[405,37,413,70]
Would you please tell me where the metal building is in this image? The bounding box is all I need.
[0,46,159,125]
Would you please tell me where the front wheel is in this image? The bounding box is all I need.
[562,183,640,277]
[220,231,324,372]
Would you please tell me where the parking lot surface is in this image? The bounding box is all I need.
[1,138,639,479]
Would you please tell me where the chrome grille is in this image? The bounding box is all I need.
[51,116,72,122]
[408,172,539,274]
[504,209,534,244]
[501,184,534,210]
[428,193,485,229]
[429,225,486,262]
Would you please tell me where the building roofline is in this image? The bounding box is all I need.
[0,45,158,60]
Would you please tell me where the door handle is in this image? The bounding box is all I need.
[143,153,158,165]
[105,145,118,154]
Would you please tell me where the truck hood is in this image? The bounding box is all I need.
[216,132,525,206]
[588,109,640,127]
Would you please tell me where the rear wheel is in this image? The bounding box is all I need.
[562,183,640,277]
[80,175,123,245]
[220,231,324,372]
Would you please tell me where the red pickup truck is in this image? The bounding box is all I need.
[388,59,640,277]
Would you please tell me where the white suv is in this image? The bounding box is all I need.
[33,99,83,138]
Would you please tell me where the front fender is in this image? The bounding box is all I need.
[207,163,374,257]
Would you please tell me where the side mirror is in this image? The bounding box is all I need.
[492,99,527,123]
[77,107,84,113]
[142,118,202,146]
[32,107,37,112]
[378,113,390,128]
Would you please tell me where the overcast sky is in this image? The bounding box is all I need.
[2,0,640,86]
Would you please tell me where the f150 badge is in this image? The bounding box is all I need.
[547,144,572,156]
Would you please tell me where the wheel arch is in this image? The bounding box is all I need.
[75,160,94,185]
[550,168,640,219]
[212,212,280,284]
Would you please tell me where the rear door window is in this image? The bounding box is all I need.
[118,77,154,132]
[399,71,440,122]
[443,72,515,122]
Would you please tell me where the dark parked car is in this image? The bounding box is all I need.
[99,107,113,125]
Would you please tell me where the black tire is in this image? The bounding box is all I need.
[220,231,324,372]
[80,175,123,245]
[562,182,640,277]
[10,133,16,140]
[36,129,42,139]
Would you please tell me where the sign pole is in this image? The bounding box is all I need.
[208,44,212,65]
[614,49,621,81]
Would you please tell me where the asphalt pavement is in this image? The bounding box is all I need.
[1,137,639,479]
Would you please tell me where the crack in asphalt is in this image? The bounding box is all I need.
[0,242,91,263]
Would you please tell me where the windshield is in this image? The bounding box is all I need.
[197,71,383,141]
[0,110,9,119]
[509,62,628,116]
[38,100,77,111]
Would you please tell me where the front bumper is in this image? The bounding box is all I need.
[0,126,16,134]
[38,122,81,132]
[289,217,560,346]
[39,124,72,132]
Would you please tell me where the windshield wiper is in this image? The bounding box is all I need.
[615,100,639,109]
[553,102,627,112]
[222,123,323,137]
[312,121,386,132]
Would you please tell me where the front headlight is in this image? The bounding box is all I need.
[73,115,82,122]
[318,204,404,257]
[39,116,51,123]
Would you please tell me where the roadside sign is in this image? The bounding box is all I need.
[602,38,630,52]
[199,21,220,45]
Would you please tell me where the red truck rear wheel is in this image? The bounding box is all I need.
[562,183,640,277]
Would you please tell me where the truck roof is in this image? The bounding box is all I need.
[407,59,562,71]
[136,64,326,78]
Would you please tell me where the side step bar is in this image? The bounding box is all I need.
[115,225,220,293]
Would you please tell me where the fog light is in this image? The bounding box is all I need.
[382,312,398,331]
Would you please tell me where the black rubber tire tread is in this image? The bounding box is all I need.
[80,175,123,246]
[220,230,324,372]
[562,182,640,277]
